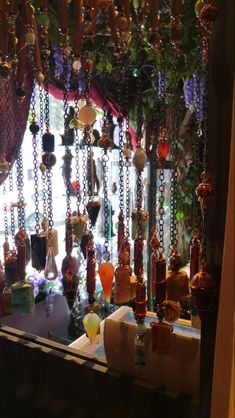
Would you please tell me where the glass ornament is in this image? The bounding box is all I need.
[61,254,79,277]
[72,59,81,71]
[44,246,58,280]
[191,261,216,312]
[31,234,47,270]
[86,201,101,226]
[36,71,45,83]
[78,105,96,126]
[62,270,80,311]
[133,67,140,78]
[29,121,40,134]
[157,127,169,163]
[196,172,214,210]
[133,146,147,172]
[83,312,101,347]
[42,152,56,168]
[42,132,55,152]
[98,261,114,303]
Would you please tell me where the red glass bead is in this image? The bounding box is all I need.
[157,139,169,161]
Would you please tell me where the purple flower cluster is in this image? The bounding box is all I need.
[157,72,167,97]
[52,45,83,90]
[184,71,205,122]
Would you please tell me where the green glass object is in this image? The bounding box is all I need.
[133,67,140,78]
[83,312,101,347]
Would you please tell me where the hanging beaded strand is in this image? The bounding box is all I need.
[98,103,115,308]
[191,1,217,314]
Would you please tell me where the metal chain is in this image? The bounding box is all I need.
[201,37,209,261]
[3,183,9,242]
[46,169,54,232]
[31,86,41,234]
[124,65,131,239]
[101,105,110,258]
[5,80,14,192]
[39,84,47,220]
[158,169,165,252]
[170,50,179,247]
[82,133,87,208]
[10,204,15,243]
[194,37,204,234]
[86,127,93,204]
[15,149,25,229]
[74,93,81,212]
[63,56,72,218]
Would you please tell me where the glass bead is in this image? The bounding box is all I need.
[78,105,96,126]
[83,312,101,347]
[133,67,140,78]
[98,261,114,303]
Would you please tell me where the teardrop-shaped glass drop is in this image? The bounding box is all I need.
[86,201,101,227]
[157,139,169,161]
[44,246,58,280]
[83,312,101,347]
[98,261,114,303]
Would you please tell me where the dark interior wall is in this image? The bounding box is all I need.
[200,0,234,417]
[0,331,199,418]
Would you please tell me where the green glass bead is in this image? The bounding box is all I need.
[133,67,140,78]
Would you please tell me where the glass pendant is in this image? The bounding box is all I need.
[98,261,114,303]
[83,312,101,347]
[31,234,47,270]
[86,201,101,227]
[191,261,216,313]
[80,232,89,259]
[44,246,58,280]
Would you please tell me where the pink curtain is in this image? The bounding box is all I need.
[0,74,32,185]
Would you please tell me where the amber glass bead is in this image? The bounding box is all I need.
[98,261,114,303]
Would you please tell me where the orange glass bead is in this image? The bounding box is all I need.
[98,261,114,303]
[157,139,169,161]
